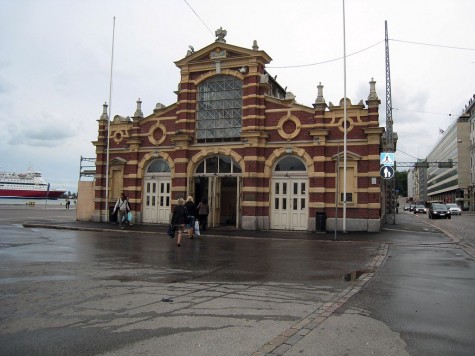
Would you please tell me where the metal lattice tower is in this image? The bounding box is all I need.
[384,20,396,224]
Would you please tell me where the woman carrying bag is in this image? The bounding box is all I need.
[171,198,188,247]
[185,196,197,239]
[113,193,128,230]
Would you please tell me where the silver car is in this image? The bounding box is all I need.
[446,203,462,215]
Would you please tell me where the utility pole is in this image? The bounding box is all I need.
[384,20,396,224]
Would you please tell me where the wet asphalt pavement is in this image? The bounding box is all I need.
[0,206,474,355]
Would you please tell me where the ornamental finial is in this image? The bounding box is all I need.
[367,78,379,101]
[215,27,227,43]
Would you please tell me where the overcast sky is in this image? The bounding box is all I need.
[1,0,474,193]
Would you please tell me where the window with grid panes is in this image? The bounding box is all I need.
[196,75,242,143]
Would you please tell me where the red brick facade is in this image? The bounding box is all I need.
[92,34,384,232]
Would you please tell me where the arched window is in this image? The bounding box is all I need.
[146,159,170,173]
[274,157,306,172]
[196,75,242,143]
[195,155,242,175]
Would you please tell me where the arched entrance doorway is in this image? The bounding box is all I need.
[191,155,242,228]
[142,159,171,223]
[270,156,308,230]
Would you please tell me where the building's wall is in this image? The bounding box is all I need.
[76,181,95,221]
[91,40,384,231]
[426,115,470,206]
[407,169,414,200]
[467,96,475,211]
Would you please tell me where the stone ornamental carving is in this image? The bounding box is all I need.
[134,98,143,118]
[100,102,109,121]
[315,82,325,104]
[215,27,227,43]
[367,78,379,101]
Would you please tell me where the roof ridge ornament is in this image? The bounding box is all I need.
[100,102,109,121]
[315,82,325,104]
[134,98,143,118]
[367,78,379,101]
[215,27,227,43]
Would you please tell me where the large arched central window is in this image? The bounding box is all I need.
[196,75,242,143]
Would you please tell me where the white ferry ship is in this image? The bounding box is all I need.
[0,168,65,199]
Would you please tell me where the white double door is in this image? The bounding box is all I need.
[271,178,308,230]
[143,177,171,223]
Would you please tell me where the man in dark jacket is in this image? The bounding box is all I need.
[171,197,188,246]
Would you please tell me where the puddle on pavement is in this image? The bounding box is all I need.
[343,270,366,281]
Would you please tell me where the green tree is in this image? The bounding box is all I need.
[394,170,408,197]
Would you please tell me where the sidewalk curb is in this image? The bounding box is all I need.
[22,223,380,243]
[252,243,389,355]
[22,223,159,234]
[415,217,475,258]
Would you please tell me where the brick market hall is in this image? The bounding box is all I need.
[86,28,389,233]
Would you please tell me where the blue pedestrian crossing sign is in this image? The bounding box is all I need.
[380,152,395,166]
[380,165,394,179]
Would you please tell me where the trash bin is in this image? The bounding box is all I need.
[109,206,117,223]
[315,212,327,232]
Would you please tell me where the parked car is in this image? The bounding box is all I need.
[414,204,427,214]
[428,203,451,219]
[404,204,410,211]
[446,203,462,215]
[409,204,416,212]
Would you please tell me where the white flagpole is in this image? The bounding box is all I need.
[342,0,347,233]
[104,17,116,222]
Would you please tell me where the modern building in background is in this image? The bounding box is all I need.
[91,29,386,232]
[425,109,470,208]
[413,159,428,203]
[407,168,414,200]
[468,95,475,210]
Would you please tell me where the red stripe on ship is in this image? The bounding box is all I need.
[0,189,65,199]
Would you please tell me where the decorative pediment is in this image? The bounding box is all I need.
[331,150,362,161]
[175,42,272,68]
[110,157,127,165]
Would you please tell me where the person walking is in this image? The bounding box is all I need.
[196,197,209,232]
[125,196,133,226]
[113,193,128,230]
[171,198,188,247]
[185,196,197,239]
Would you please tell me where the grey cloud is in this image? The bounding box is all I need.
[6,112,77,147]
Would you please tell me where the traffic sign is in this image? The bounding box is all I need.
[380,165,394,179]
[380,152,395,166]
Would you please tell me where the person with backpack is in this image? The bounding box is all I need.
[171,197,188,247]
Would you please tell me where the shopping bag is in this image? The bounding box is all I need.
[127,211,133,223]
[194,220,200,236]
[167,225,175,238]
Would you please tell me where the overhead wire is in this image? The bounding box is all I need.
[267,38,474,69]
[268,40,384,68]
[183,0,214,37]
[396,148,421,160]
[392,108,453,117]
[390,39,475,51]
